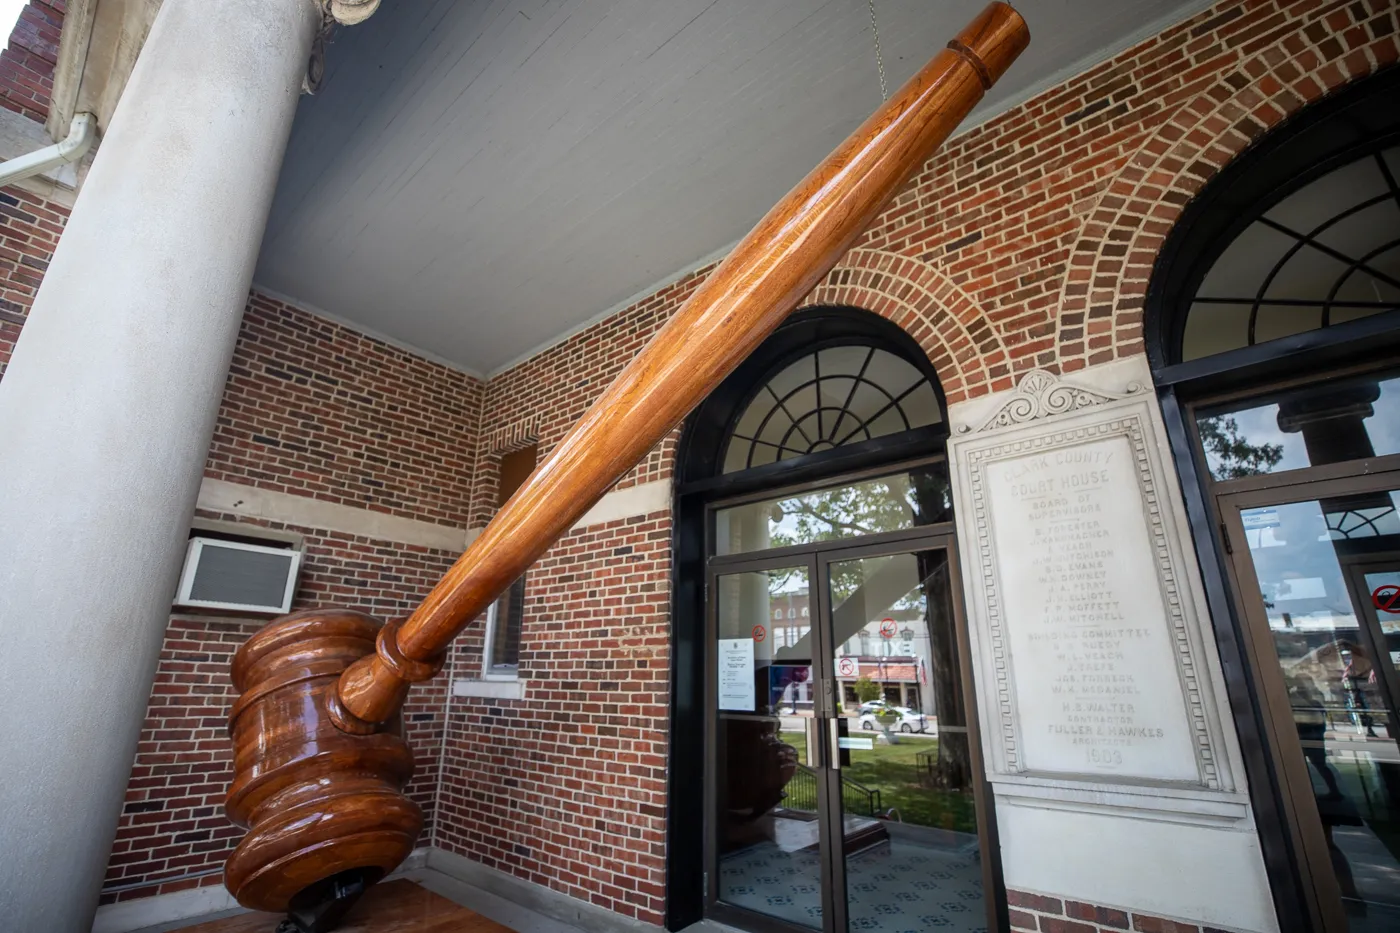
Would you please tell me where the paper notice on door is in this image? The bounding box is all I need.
[718,638,755,711]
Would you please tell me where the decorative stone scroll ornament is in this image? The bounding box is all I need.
[948,358,1250,822]
[955,368,1144,434]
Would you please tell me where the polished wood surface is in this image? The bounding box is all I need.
[223,610,425,911]
[333,2,1030,731]
[176,880,512,933]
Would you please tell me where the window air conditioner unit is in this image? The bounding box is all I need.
[174,537,303,614]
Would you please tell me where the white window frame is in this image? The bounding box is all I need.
[481,576,525,681]
[174,536,303,614]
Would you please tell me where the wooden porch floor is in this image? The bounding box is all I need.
[176,880,517,933]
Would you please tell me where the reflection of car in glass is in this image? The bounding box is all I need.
[858,705,928,733]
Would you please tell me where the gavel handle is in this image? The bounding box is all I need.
[329,2,1029,733]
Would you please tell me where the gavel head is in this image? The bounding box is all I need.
[223,609,421,912]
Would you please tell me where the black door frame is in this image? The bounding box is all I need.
[812,532,1003,933]
[1141,65,1400,933]
[1214,461,1400,931]
[666,305,964,931]
[680,458,1004,933]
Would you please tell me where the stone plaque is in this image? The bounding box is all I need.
[951,363,1234,794]
[984,433,1197,780]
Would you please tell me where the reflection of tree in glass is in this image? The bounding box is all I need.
[1199,415,1284,480]
[917,551,973,794]
[768,471,951,597]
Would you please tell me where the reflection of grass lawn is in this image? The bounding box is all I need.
[781,730,977,834]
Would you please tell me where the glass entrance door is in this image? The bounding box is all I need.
[707,535,995,933]
[1223,477,1400,931]
[710,558,825,931]
[818,544,989,933]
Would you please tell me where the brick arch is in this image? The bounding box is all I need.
[801,249,1010,405]
[1054,6,1400,372]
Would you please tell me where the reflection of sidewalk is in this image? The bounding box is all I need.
[1332,823,1400,912]
[1319,734,1400,763]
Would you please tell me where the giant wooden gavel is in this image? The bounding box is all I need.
[224,3,1028,918]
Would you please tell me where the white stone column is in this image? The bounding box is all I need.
[0,1,326,929]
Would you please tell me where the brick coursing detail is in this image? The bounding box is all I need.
[1008,889,1239,933]
[0,0,62,123]
[1055,0,1400,372]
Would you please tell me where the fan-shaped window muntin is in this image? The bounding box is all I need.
[1181,145,1400,361]
[721,345,942,473]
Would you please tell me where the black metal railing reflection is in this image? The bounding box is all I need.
[782,765,882,817]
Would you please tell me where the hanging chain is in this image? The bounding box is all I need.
[867,0,888,101]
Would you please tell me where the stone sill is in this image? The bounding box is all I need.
[452,678,526,700]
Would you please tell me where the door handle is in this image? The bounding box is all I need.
[804,715,822,768]
[828,717,845,771]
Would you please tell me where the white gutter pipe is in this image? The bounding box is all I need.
[0,112,96,187]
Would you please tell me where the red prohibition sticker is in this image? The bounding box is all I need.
[879,618,897,639]
[752,624,767,642]
[1373,585,1400,614]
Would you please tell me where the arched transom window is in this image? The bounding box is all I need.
[721,345,942,473]
[1182,145,1400,361]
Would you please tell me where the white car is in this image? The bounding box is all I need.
[858,706,929,733]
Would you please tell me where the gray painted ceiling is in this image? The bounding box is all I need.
[257,0,1211,375]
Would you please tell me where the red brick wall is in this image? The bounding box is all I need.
[99,519,463,904]
[436,0,1398,925]
[435,511,672,922]
[0,187,67,379]
[469,267,708,528]
[206,291,482,527]
[1009,889,1223,933]
[0,0,62,122]
[4,0,1395,921]
[91,296,486,902]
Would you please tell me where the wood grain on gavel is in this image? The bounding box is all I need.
[331,2,1029,732]
[224,3,1027,913]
